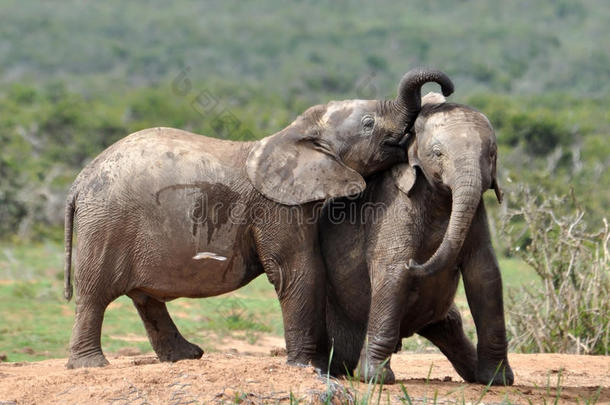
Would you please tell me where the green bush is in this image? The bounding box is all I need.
[502,186,609,354]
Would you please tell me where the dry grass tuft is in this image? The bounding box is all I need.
[502,186,609,355]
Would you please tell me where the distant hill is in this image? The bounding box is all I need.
[0,0,607,98]
[0,0,608,238]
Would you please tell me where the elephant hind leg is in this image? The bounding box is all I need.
[326,314,364,377]
[417,305,477,383]
[129,291,203,362]
[66,296,110,369]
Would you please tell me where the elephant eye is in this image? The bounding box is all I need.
[361,116,375,131]
[432,144,443,157]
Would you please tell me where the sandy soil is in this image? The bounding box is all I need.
[0,338,608,404]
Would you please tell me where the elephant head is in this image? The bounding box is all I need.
[247,68,454,205]
[392,92,503,276]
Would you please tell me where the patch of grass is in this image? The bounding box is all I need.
[0,240,282,362]
[0,241,64,281]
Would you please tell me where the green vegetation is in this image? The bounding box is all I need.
[0,0,608,362]
[0,242,282,362]
[503,187,609,355]
[1,0,608,239]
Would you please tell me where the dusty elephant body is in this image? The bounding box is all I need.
[63,69,454,369]
[320,93,514,385]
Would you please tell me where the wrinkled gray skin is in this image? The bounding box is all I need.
[320,93,514,386]
[63,69,454,369]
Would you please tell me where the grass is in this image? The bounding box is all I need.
[0,241,535,362]
[0,241,282,362]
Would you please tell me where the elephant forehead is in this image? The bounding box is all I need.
[320,100,370,126]
[426,112,492,138]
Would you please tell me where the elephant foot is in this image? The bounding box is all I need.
[156,340,204,362]
[286,352,329,376]
[66,352,109,369]
[446,351,477,383]
[357,361,396,385]
[452,360,477,383]
[476,359,514,386]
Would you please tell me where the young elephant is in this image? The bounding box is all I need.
[63,69,454,369]
[320,93,514,385]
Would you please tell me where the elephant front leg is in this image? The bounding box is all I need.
[357,264,407,384]
[417,304,477,382]
[262,246,328,370]
[461,207,514,386]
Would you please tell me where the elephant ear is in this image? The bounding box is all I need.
[391,163,418,196]
[421,92,446,106]
[246,129,365,205]
[392,135,420,196]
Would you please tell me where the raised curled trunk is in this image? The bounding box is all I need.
[394,68,454,134]
[409,165,482,277]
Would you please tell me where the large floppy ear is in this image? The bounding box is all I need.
[246,129,365,205]
[391,141,420,196]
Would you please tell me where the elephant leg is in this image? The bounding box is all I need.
[129,292,203,362]
[257,229,328,370]
[270,255,328,370]
[461,206,514,386]
[356,263,408,384]
[417,304,477,382]
[66,295,110,369]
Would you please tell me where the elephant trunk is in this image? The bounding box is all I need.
[394,68,454,134]
[408,161,482,277]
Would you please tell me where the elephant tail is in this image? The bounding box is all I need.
[63,192,76,301]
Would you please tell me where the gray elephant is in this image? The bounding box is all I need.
[62,69,454,369]
[320,93,514,385]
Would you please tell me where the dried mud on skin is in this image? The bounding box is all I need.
[0,352,608,404]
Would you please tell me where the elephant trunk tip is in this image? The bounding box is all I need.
[404,259,435,278]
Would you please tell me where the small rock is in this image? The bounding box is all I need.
[270,347,287,357]
[224,388,237,399]
[0,353,7,362]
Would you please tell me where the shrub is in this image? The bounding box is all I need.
[502,186,609,354]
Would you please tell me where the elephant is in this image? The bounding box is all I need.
[62,68,454,369]
[319,92,514,385]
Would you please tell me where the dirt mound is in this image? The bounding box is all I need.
[0,351,608,404]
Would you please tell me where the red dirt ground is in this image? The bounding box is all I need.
[0,339,608,404]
